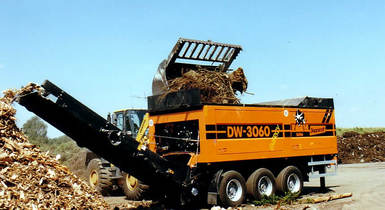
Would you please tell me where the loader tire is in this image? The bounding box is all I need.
[118,172,148,200]
[218,170,246,207]
[276,166,303,195]
[87,158,113,195]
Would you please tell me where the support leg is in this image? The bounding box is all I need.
[319,166,326,192]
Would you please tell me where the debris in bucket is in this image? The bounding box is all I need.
[163,67,248,104]
[0,83,109,209]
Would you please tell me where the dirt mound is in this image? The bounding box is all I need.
[342,131,360,138]
[0,84,109,209]
[163,67,247,104]
[338,132,385,163]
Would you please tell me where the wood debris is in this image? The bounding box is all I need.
[299,193,353,204]
[338,132,385,163]
[0,84,109,209]
[163,67,248,104]
[228,67,248,93]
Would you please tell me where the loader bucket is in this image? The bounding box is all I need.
[152,38,242,95]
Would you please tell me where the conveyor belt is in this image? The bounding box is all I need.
[17,80,186,201]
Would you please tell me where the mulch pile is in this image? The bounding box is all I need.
[163,67,248,104]
[0,84,109,209]
[338,131,385,163]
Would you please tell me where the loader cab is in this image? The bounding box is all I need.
[111,109,147,138]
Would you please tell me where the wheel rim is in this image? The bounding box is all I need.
[257,176,273,196]
[226,179,242,202]
[89,170,98,187]
[287,173,300,193]
[126,174,138,191]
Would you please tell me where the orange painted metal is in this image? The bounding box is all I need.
[148,105,337,167]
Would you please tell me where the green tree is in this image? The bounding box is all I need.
[22,116,49,145]
[22,116,84,168]
[22,116,47,138]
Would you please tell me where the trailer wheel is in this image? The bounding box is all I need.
[246,168,276,200]
[218,170,246,207]
[118,172,148,200]
[87,158,113,195]
[276,166,303,194]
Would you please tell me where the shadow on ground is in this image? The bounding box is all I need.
[302,185,338,195]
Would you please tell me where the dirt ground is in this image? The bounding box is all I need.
[297,162,385,210]
[104,162,385,210]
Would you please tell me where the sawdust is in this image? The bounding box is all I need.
[163,67,247,104]
[0,83,109,209]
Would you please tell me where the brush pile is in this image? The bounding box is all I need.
[0,84,109,209]
[164,67,248,104]
[338,131,385,163]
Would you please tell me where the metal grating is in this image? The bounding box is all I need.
[166,38,243,72]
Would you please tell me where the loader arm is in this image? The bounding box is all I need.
[16,80,187,201]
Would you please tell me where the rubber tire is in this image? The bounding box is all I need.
[218,170,246,207]
[246,168,276,200]
[86,158,113,195]
[276,166,303,194]
[118,172,148,200]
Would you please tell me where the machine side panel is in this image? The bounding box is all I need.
[148,110,203,153]
[196,105,337,163]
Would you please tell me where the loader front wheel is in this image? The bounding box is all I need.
[87,158,113,195]
[118,172,148,200]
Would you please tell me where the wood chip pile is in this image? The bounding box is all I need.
[0,84,109,209]
[163,67,248,104]
[338,131,385,163]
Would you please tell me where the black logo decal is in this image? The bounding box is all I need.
[295,109,306,126]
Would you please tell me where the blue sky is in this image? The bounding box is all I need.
[1,1,384,137]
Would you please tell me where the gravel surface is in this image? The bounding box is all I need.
[104,162,385,210]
